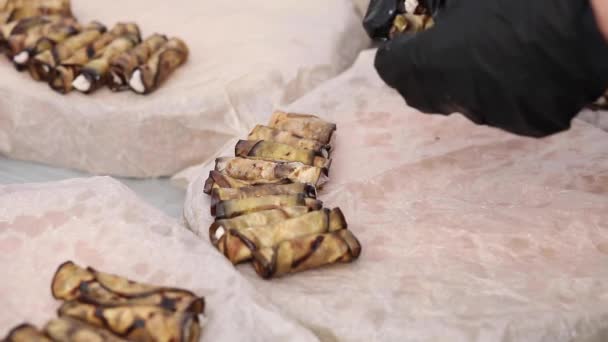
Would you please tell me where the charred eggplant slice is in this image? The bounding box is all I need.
[210,182,316,213]
[128,37,188,94]
[248,125,331,157]
[213,193,322,219]
[209,206,311,245]
[252,229,362,279]
[214,157,328,187]
[268,111,336,145]
[216,208,347,264]
[57,301,201,342]
[51,261,205,314]
[235,140,331,170]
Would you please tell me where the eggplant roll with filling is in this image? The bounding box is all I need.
[235,139,331,170]
[248,124,331,157]
[44,318,127,342]
[2,324,52,342]
[209,207,311,244]
[0,15,66,46]
[57,301,202,342]
[268,111,336,145]
[11,19,79,68]
[215,208,347,264]
[28,21,105,81]
[252,229,362,279]
[0,0,72,25]
[72,34,141,93]
[129,37,188,94]
[49,22,140,93]
[51,261,205,314]
[213,193,322,219]
[211,157,328,189]
[210,182,316,213]
[108,33,167,91]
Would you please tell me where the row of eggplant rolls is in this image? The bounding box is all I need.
[203,111,362,279]
[3,261,205,342]
[0,0,188,95]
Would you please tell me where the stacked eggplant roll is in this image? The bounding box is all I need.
[2,261,205,342]
[0,0,188,95]
[204,111,362,279]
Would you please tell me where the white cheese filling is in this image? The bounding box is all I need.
[72,74,91,92]
[214,226,226,240]
[13,51,29,65]
[129,69,145,93]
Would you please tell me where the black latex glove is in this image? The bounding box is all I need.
[364,0,608,137]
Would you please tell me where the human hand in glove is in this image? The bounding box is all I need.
[363,0,608,137]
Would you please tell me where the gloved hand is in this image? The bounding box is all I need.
[364,0,608,137]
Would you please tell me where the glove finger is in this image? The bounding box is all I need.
[363,0,402,40]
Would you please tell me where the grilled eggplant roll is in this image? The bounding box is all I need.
[44,318,127,342]
[203,170,259,194]
[57,301,202,342]
[0,15,64,47]
[210,182,317,213]
[11,19,79,68]
[4,0,72,23]
[214,193,322,219]
[72,34,141,93]
[5,16,75,57]
[252,229,362,279]
[212,157,328,189]
[28,21,105,81]
[49,22,140,93]
[108,33,167,91]
[235,139,331,170]
[209,207,311,245]
[215,208,347,264]
[128,37,188,94]
[268,111,336,145]
[51,261,205,314]
[248,125,331,157]
[2,324,52,342]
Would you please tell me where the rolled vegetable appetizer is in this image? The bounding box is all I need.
[128,37,188,94]
[72,34,140,93]
[7,17,77,63]
[51,261,205,314]
[49,22,140,93]
[213,157,328,188]
[11,19,79,68]
[209,207,312,245]
[28,21,105,81]
[248,124,331,157]
[268,111,337,145]
[57,301,202,342]
[235,139,332,170]
[4,0,72,23]
[44,318,127,342]
[0,15,63,46]
[210,182,317,213]
[108,33,167,91]
[252,229,362,279]
[214,193,322,219]
[2,324,52,342]
[216,208,347,264]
